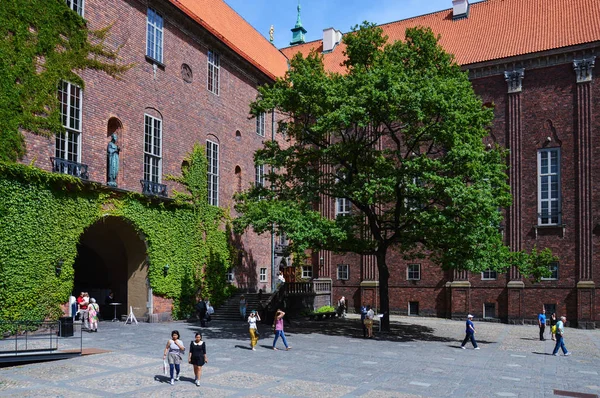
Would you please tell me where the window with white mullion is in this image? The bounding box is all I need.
[256,112,265,137]
[207,140,219,206]
[66,0,84,16]
[143,115,162,183]
[146,8,163,63]
[538,148,561,225]
[207,50,220,95]
[335,197,351,216]
[56,81,82,162]
[255,164,265,187]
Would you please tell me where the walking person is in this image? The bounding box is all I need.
[163,330,185,385]
[248,310,261,351]
[552,316,571,356]
[461,314,479,349]
[364,305,374,338]
[272,309,291,350]
[196,297,207,327]
[549,313,557,340]
[188,332,208,387]
[360,304,367,338]
[538,308,546,341]
[87,298,100,332]
[239,295,247,320]
[337,296,346,318]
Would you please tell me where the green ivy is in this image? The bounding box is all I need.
[0,144,233,324]
[0,0,130,161]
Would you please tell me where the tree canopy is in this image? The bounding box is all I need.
[235,23,553,329]
[0,0,129,162]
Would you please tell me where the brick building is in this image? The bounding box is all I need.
[15,0,600,325]
[281,0,600,326]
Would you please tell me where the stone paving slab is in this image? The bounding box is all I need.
[0,315,598,397]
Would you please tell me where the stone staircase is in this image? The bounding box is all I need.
[212,292,271,321]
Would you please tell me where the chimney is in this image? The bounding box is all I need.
[323,27,342,53]
[452,0,470,20]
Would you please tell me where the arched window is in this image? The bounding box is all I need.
[235,166,242,192]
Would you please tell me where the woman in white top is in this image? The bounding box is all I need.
[247,310,261,351]
[163,330,185,385]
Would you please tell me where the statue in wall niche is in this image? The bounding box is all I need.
[107,133,120,187]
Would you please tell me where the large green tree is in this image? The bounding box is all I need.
[0,0,129,161]
[235,23,552,330]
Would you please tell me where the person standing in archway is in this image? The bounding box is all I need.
[79,292,89,330]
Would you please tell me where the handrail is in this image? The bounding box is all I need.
[0,320,83,356]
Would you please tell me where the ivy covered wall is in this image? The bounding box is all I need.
[0,145,233,322]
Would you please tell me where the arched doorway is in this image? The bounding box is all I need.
[73,216,148,320]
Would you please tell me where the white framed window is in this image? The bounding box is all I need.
[66,0,84,16]
[259,268,267,282]
[255,164,264,187]
[302,266,313,279]
[207,50,220,95]
[56,81,82,162]
[146,8,163,63]
[538,148,561,225]
[256,112,266,137]
[227,269,234,282]
[541,261,559,280]
[335,198,351,216]
[407,264,421,280]
[206,140,219,206]
[143,115,162,183]
[337,264,349,280]
[481,269,497,280]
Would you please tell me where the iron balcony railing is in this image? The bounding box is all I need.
[50,157,89,179]
[140,180,168,197]
[0,320,83,357]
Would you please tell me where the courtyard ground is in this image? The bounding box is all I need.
[0,314,598,397]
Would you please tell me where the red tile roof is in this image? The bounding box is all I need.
[281,0,600,74]
[168,0,289,80]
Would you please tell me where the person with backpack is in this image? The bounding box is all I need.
[87,298,100,332]
[196,297,207,327]
[552,316,571,356]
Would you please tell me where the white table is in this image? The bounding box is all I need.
[109,303,122,322]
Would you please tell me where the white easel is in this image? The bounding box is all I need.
[125,306,138,325]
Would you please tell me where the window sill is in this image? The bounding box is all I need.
[145,55,165,69]
[533,224,566,239]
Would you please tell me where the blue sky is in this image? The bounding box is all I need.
[223,0,484,49]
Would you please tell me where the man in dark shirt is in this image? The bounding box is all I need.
[461,314,479,349]
[196,297,207,327]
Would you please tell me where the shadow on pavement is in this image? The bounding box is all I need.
[182,318,461,344]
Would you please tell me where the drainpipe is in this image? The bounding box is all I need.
[271,109,276,293]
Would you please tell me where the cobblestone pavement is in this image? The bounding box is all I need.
[0,315,599,397]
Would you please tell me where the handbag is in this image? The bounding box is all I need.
[551,325,557,334]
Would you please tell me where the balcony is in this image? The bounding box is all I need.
[140,180,168,197]
[50,157,89,180]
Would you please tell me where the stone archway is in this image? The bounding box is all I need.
[73,216,148,320]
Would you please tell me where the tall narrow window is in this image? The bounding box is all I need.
[256,112,266,137]
[56,81,82,163]
[335,198,351,216]
[337,264,349,280]
[255,164,264,187]
[144,115,162,183]
[146,8,163,63]
[66,0,84,16]
[207,140,219,206]
[538,148,561,225]
[207,50,220,95]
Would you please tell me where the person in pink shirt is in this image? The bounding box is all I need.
[272,309,291,351]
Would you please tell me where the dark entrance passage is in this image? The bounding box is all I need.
[73,216,148,320]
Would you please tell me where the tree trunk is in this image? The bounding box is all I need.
[376,249,390,331]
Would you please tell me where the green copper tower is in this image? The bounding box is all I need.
[290,1,307,45]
